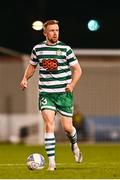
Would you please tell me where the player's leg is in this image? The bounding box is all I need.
[56,92,83,163]
[39,95,56,171]
[41,109,56,170]
[60,116,83,163]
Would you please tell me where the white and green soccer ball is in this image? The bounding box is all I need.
[27,153,45,170]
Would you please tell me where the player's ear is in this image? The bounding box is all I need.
[43,29,46,37]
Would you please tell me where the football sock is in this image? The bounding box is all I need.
[44,132,56,165]
[67,127,77,146]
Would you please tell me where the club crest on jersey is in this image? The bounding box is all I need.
[56,49,62,56]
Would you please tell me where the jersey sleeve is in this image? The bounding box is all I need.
[30,47,39,66]
[66,46,78,66]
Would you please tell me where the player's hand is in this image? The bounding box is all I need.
[65,83,74,92]
[20,78,28,90]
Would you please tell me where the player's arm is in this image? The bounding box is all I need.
[65,63,82,92]
[20,64,37,90]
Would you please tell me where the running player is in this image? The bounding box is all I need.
[20,19,83,171]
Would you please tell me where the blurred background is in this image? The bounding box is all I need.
[0,0,120,145]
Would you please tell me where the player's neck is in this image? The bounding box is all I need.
[45,40,59,46]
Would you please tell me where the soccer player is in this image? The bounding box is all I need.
[20,20,83,171]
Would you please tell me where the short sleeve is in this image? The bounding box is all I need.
[30,47,39,66]
[66,46,78,66]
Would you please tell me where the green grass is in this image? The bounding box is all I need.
[0,143,120,179]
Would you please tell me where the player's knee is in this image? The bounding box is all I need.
[45,122,54,132]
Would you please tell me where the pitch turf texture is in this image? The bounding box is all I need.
[0,143,120,179]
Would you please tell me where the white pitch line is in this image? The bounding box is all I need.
[0,163,25,166]
[0,163,74,166]
[0,162,119,166]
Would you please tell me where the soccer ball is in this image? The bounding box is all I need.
[26,153,45,170]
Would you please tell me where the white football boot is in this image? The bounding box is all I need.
[71,143,83,163]
[48,163,56,171]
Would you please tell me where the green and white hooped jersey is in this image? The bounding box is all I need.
[30,41,78,94]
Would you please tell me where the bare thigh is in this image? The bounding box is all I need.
[41,109,56,133]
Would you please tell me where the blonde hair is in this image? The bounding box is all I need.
[43,20,59,31]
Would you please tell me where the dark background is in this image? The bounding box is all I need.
[1,0,120,54]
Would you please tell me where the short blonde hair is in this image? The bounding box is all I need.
[43,20,59,31]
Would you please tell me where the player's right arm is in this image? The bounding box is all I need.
[20,64,37,90]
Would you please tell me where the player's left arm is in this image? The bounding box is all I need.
[65,62,82,92]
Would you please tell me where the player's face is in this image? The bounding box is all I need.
[44,24,59,45]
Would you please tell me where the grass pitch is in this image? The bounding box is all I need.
[0,143,120,179]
